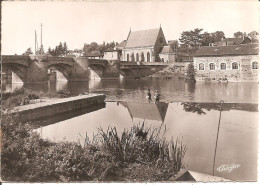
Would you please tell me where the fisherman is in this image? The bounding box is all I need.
[154,90,160,104]
[146,89,152,103]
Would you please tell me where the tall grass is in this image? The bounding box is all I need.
[96,122,186,172]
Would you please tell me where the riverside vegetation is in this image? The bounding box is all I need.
[1,88,186,182]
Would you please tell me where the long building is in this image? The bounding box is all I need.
[193,43,259,82]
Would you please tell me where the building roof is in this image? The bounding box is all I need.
[222,38,243,44]
[124,28,161,48]
[168,40,178,45]
[104,49,121,52]
[160,46,174,54]
[116,40,126,49]
[193,43,258,57]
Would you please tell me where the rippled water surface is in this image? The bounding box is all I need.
[3,79,258,103]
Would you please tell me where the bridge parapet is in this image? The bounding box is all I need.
[45,57,75,66]
[88,59,108,68]
[119,61,169,69]
[119,61,169,66]
[2,55,31,67]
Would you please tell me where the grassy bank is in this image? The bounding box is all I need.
[142,65,185,79]
[1,88,186,182]
[2,87,72,110]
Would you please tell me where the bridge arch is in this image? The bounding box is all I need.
[46,63,73,81]
[88,64,106,79]
[2,63,28,83]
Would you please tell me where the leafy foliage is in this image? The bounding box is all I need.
[178,29,226,56]
[22,48,33,55]
[48,42,69,56]
[185,63,196,81]
[83,41,119,56]
[233,31,244,38]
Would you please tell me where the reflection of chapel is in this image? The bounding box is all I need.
[122,26,170,63]
[121,102,169,122]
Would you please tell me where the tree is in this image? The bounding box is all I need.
[179,28,203,56]
[234,31,244,38]
[201,32,214,46]
[213,31,225,42]
[185,63,196,82]
[22,48,33,55]
[63,42,68,56]
[58,42,63,56]
[201,31,225,46]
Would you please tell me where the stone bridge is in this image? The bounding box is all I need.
[1,56,168,83]
[2,55,91,83]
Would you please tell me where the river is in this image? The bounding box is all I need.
[3,79,259,181]
[2,78,258,103]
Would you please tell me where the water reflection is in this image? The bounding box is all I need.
[31,102,106,129]
[2,79,258,103]
[35,101,258,181]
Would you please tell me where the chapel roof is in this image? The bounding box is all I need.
[124,102,168,122]
[124,28,162,48]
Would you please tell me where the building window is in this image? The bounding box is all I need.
[162,58,164,62]
[232,62,239,70]
[252,61,258,69]
[199,63,204,70]
[209,63,215,70]
[136,53,139,62]
[147,52,150,62]
[220,63,226,70]
[127,54,129,61]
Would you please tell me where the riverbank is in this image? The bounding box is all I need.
[141,65,185,79]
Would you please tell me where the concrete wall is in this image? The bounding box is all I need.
[159,53,176,63]
[194,55,259,82]
[14,94,106,122]
[103,51,121,60]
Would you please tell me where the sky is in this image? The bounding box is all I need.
[2,0,259,55]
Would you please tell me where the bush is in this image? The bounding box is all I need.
[185,63,196,82]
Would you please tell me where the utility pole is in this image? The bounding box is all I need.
[35,30,37,55]
[40,23,43,55]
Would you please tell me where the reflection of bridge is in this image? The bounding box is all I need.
[2,55,168,83]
